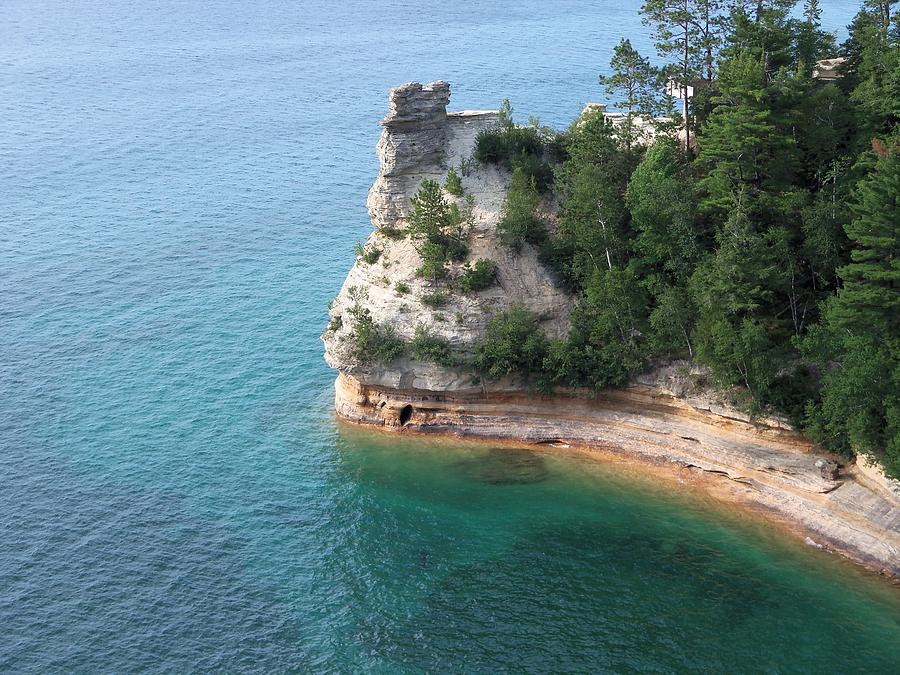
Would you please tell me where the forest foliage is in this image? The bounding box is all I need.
[473,1,900,477]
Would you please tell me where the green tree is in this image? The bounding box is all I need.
[498,166,545,250]
[797,0,836,76]
[797,84,853,192]
[641,1,726,151]
[407,179,470,282]
[696,47,798,216]
[800,137,899,477]
[864,0,896,30]
[828,140,900,334]
[474,307,549,380]
[445,167,464,196]
[543,266,649,390]
[800,191,850,291]
[722,1,796,80]
[598,38,660,147]
[689,194,788,397]
[409,179,451,242]
[649,284,697,356]
[553,113,638,284]
[626,139,700,281]
[844,9,900,142]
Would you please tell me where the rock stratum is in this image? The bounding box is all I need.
[323,82,900,579]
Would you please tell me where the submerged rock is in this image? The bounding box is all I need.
[452,448,549,486]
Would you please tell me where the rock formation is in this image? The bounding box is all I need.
[323,82,900,579]
[324,81,573,392]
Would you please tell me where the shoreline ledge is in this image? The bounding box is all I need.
[323,81,900,581]
[335,371,900,580]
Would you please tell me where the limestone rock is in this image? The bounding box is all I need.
[323,81,574,392]
[332,372,900,578]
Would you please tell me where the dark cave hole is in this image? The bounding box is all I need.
[399,404,413,426]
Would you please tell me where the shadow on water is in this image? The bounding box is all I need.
[449,447,550,486]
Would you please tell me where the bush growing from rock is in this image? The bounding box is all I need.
[347,298,405,364]
[355,242,383,265]
[474,306,548,380]
[421,290,449,308]
[473,99,557,192]
[459,259,498,292]
[380,225,406,240]
[411,325,458,366]
[445,167,464,196]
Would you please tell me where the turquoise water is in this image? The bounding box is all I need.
[3,0,898,671]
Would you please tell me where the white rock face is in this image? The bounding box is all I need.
[323,81,574,392]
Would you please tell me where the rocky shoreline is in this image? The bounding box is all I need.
[323,81,900,581]
[333,371,900,579]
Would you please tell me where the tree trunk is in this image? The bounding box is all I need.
[704,5,713,83]
[682,15,690,154]
[683,325,694,358]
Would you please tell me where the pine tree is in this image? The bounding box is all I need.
[408,179,469,283]
[801,138,900,477]
[697,49,788,214]
[498,166,544,250]
[846,9,900,141]
[829,139,900,335]
[689,192,788,397]
[723,1,796,81]
[598,39,660,147]
[641,1,727,152]
[408,179,450,242]
[797,0,836,76]
[626,139,700,281]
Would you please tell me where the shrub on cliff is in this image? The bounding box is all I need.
[474,307,548,380]
[379,225,406,240]
[354,242,383,265]
[473,99,557,192]
[474,126,545,164]
[498,167,545,250]
[421,290,448,308]
[348,302,405,364]
[444,168,464,196]
[411,325,458,367]
[459,259,497,292]
[408,179,471,282]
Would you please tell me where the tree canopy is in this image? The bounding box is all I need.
[478,1,900,477]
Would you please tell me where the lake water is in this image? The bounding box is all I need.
[3,0,898,671]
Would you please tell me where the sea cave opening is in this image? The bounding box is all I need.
[399,404,413,426]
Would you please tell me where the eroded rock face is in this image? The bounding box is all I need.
[333,372,900,578]
[367,81,452,228]
[323,81,574,392]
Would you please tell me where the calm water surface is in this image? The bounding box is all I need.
[3,0,898,671]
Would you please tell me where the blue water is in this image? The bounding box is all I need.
[3,1,898,672]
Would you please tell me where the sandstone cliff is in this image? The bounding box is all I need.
[323,82,900,579]
[323,81,573,392]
